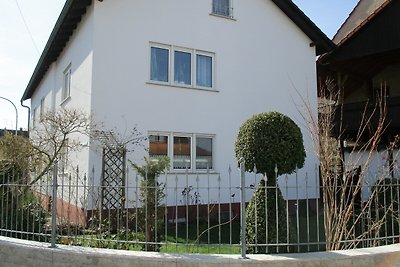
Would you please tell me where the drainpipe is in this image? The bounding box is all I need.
[20,100,30,136]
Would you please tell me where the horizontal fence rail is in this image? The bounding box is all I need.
[1,162,399,256]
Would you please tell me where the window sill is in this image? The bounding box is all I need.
[147,81,219,93]
[209,13,236,21]
[167,170,219,175]
[60,96,71,106]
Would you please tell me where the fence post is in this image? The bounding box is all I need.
[239,158,247,259]
[50,160,58,248]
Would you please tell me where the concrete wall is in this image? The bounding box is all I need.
[1,236,400,267]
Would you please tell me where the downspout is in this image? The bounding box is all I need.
[20,100,30,136]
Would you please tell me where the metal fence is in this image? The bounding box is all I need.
[1,161,399,256]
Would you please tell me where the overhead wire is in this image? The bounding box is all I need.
[14,0,40,56]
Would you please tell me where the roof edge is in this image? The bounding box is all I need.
[271,0,336,55]
[21,0,92,101]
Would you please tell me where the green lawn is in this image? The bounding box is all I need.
[66,215,326,254]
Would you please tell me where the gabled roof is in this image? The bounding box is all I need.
[271,0,335,55]
[319,0,399,64]
[333,0,390,45]
[21,0,334,101]
[21,0,92,101]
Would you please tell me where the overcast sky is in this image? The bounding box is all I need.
[0,0,359,130]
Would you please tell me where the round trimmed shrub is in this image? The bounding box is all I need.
[235,112,305,253]
[235,112,305,178]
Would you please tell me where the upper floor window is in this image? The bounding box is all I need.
[151,47,169,82]
[212,0,232,18]
[40,97,45,121]
[150,43,215,90]
[62,64,71,102]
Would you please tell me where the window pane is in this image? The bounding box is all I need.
[174,51,191,85]
[212,0,230,17]
[196,137,212,169]
[151,47,169,82]
[149,135,168,160]
[62,69,71,100]
[196,55,212,88]
[173,136,191,169]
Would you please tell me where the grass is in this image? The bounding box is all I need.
[59,214,326,254]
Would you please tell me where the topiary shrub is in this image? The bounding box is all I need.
[235,112,305,253]
[235,112,305,178]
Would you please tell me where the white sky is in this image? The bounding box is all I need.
[0,0,358,131]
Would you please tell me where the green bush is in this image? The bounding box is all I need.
[0,173,48,240]
[235,112,305,177]
[235,112,305,253]
[245,179,288,253]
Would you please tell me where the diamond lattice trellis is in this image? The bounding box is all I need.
[101,147,126,210]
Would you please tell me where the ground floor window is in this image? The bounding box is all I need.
[149,132,214,171]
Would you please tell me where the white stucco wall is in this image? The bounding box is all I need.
[30,5,95,205]
[87,0,319,203]
[31,0,321,206]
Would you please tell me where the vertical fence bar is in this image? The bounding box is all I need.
[75,166,79,241]
[196,174,200,254]
[295,167,300,252]
[50,160,58,248]
[175,175,178,252]
[315,164,321,251]
[285,175,290,253]
[218,174,222,253]
[207,168,210,252]
[164,171,168,250]
[239,158,247,259]
[275,165,279,253]
[228,165,232,252]
[305,173,310,252]
[185,168,189,252]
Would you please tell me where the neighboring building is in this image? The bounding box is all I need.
[21,0,333,209]
[318,0,400,199]
[0,128,28,138]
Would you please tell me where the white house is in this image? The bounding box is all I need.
[21,0,334,210]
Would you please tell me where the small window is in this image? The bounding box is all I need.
[173,136,191,169]
[40,97,45,121]
[196,54,213,88]
[174,51,191,85]
[151,47,169,82]
[62,65,71,101]
[149,135,169,160]
[32,107,37,128]
[196,137,213,169]
[212,0,232,17]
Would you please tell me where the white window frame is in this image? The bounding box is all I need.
[150,43,170,84]
[211,0,233,18]
[40,97,45,121]
[149,42,215,90]
[32,107,37,128]
[62,64,72,103]
[148,131,215,172]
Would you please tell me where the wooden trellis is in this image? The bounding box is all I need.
[101,146,126,210]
